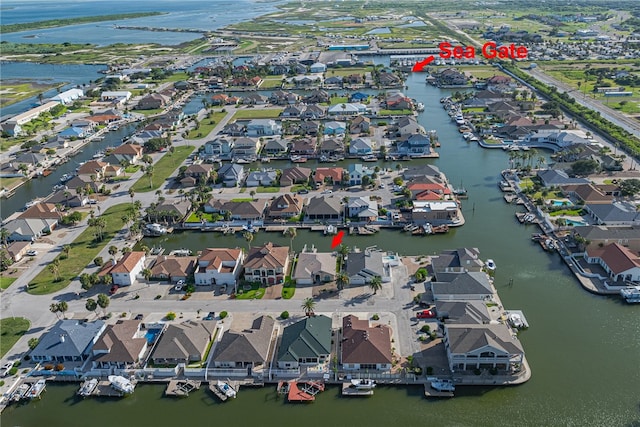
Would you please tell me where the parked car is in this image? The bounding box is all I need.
[297,189,309,194]
[174,280,185,291]
[1,362,13,377]
[203,311,216,321]
[321,189,333,194]
[109,285,119,295]
[134,314,144,320]
[26,250,38,256]
[417,309,436,319]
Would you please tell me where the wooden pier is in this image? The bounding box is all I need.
[165,379,201,397]
[93,380,126,397]
[285,381,325,402]
[341,383,374,396]
[208,380,238,402]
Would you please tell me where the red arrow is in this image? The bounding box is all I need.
[331,230,345,249]
[412,55,435,72]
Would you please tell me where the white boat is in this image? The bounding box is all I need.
[60,173,73,183]
[462,132,472,140]
[429,378,455,392]
[508,313,525,329]
[485,259,496,271]
[93,151,105,159]
[27,379,46,399]
[12,384,30,402]
[620,286,640,304]
[350,378,376,390]
[290,155,308,163]
[170,248,192,257]
[216,380,236,399]
[108,375,135,394]
[416,102,425,112]
[145,223,168,235]
[78,378,98,397]
[361,154,378,162]
[234,158,251,164]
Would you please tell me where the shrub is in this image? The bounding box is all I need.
[55,364,64,371]
[0,380,4,386]
[43,364,54,371]
[13,360,21,368]
[420,325,431,333]
[219,311,228,319]
[474,368,481,375]
[155,294,162,300]
[8,367,18,376]
[280,311,290,319]
[372,314,380,320]
[166,311,176,321]
[94,257,103,267]
[121,312,127,318]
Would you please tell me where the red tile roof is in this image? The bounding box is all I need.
[244,242,289,270]
[591,243,640,275]
[199,248,242,271]
[110,251,146,274]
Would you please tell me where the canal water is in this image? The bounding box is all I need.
[3,76,640,426]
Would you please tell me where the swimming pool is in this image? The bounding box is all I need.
[564,219,586,226]
[551,199,573,207]
[145,329,162,344]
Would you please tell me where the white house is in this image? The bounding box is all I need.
[107,251,146,286]
[194,248,244,286]
[310,62,327,73]
[584,243,640,283]
[51,88,84,105]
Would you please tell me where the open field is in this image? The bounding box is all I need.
[0,80,63,107]
[186,111,228,139]
[131,145,194,193]
[231,108,284,120]
[0,317,30,358]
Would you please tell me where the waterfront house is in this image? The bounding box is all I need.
[100,251,146,287]
[77,160,110,181]
[347,164,373,186]
[310,62,327,73]
[151,320,217,366]
[100,91,132,104]
[293,250,337,285]
[150,200,191,223]
[4,101,59,136]
[407,182,451,200]
[150,255,197,283]
[136,93,170,110]
[324,76,344,88]
[267,194,304,219]
[277,315,332,369]
[194,248,243,286]
[437,68,469,86]
[350,92,369,103]
[397,134,432,157]
[205,137,234,157]
[584,243,640,283]
[313,167,343,185]
[304,90,330,104]
[46,190,88,208]
[211,94,230,105]
[350,115,371,134]
[30,319,106,363]
[572,226,640,253]
[378,71,402,87]
[219,200,266,221]
[341,314,392,371]
[431,272,494,301]
[246,169,278,187]
[59,127,86,139]
[384,92,413,110]
[290,139,317,157]
[232,137,261,159]
[92,320,148,370]
[211,315,275,371]
[217,163,245,187]
[301,105,326,120]
[51,88,84,105]
[328,103,367,117]
[4,218,58,242]
[183,163,214,185]
[13,152,45,169]
[298,120,321,136]
[432,248,483,278]
[242,93,268,105]
[111,143,143,165]
[349,138,374,155]
[290,74,323,88]
[269,90,299,105]
[282,105,304,118]
[391,116,425,137]
[346,196,378,220]
[279,166,311,186]
[537,169,589,187]
[305,196,343,222]
[262,138,289,156]
[345,248,390,285]
[523,129,590,149]
[443,324,525,373]
[411,201,459,224]
[585,202,640,226]
[562,183,612,205]
[434,300,492,324]
[403,164,442,181]
[246,119,282,137]
[18,202,64,222]
[319,138,344,157]
[243,242,290,285]
[324,121,347,135]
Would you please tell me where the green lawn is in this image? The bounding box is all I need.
[256,186,280,193]
[282,282,296,299]
[379,109,412,116]
[330,96,349,105]
[131,145,194,192]
[0,317,30,358]
[185,212,221,223]
[550,209,584,217]
[28,203,130,295]
[326,67,372,77]
[186,112,228,139]
[0,276,17,290]
[0,176,25,190]
[260,78,285,89]
[124,165,140,174]
[290,184,311,192]
[231,108,283,120]
[231,198,254,202]
[135,108,164,116]
[235,283,265,300]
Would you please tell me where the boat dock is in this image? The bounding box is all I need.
[165,379,201,397]
[208,380,238,402]
[93,380,127,397]
[505,310,530,328]
[341,383,374,396]
[423,384,454,398]
[284,381,325,402]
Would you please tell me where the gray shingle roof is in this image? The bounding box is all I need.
[31,320,105,359]
[152,320,216,362]
[432,272,493,297]
[445,324,524,355]
[212,316,274,364]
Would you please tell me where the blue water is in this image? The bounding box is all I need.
[366,27,391,35]
[564,219,586,226]
[551,199,573,207]
[146,329,162,344]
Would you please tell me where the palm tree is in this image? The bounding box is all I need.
[142,268,152,282]
[336,272,350,291]
[57,301,68,319]
[145,165,154,189]
[102,274,113,286]
[369,276,383,295]
[129,188,135,206]
[301,297,316,317]
[108,245,118,258]
[61,244,71,258]
[97,293,110,317]
[285,227,297,249]
[85,298,97,314]
[48,259,61,281]
[0,228,9,247]
[50,303,60,319]
[243,231,254,251]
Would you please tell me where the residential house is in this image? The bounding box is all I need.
[346,196,378,220]
[110,143,143,165]
[319,138,344,157]
[290,74,322,88]
[584,243,640,283]
[150,255,197,283]
[45,190,88,208]
[13,152,45,170]
[407,182,451,201]
[92,320,148,370]
[385,92,413,110]
[310,62,327,73]
[59,127,86,139]
[218,163,245,186]
[211,315,275,370]
[537,169,589,187]
[314,167,343,185]
[152,200,191,223]
[262,138,288,156]
[136,93,170,110]
[300,105,326,120]
[585,202,640,226]
[341,315,392,371]
[194,248,244,286]
[349,115,370,134]
[290,139,317,157]
[345,248,390,285]
[246,119,282,137]
[523,130,591,149]
[279,166,311,186]
[219,200,266,221]
[267,194,304,219]
[232,137,260,159]
[4,218,58,242]
[486,75,514,92]
[397,134,432,157]
[205,137,234,157]
[242,93,268,105]
[305,196,343,222]
[437,68,469,86]
[345,73,364,85]
[269,90,299,105]
[18,202,64,222]
[4,241,31,262]
[102,251,146,286]
[282,105,304,118]
[431,248,483,279]
[431,271,494,301]
[77,160,110,180]
[51,88,84,105]
[444,324,525,373]
[151,320,217,365]
[350,92,369,103]
[183,163,213,185]
[30,319,106,362]
[347,163,373,186]
[243,242,290,285]
[572,226,640,253]
[298,121,321,136]
[562,184,613,204]
[327,103,367,117]
[293,250,337,285]
[246,169,278,187]
[222,122,246,136]
[323,76,343,88]
[434,300,491,324]
[411,201,459,225]
[277,315,332,369]
[324,121,347,135]
[211,94,230,105]
[349,138,374,155]
[378,71,402,87]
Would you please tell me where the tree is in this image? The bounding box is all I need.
[620,178,640,197]
[369,276,383,295]
[243,231,254,251]
[61,244,70,258]
[145,165,154,188]
[570,159,600,176]
[129,188,135,206]
[28,338,39,350]
[57,301,68,319]
[80,273,94,290]
[97,293,110,316]
[0,228,9,247]
[88,217,107,241]
[415,268,428,282]
[336,272,350,290]
[142,268,152,281]
[285,227,297,249]
[108,245,118,257]
[48,259,61,282]
[85,298,97,314]
[102,274,112,286]
[94,256,103,267]
[301,297,316,317]
[50,303,60,319]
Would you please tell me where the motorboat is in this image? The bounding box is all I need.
[234,158,251,164]
[93,151,105,159]
[27,379,46,399]
[429,378,455,392]
[170,248,192,257]
[485,259,496,271]
[462,132,473,140]
[508,313,525,329]
[216,380,236,399]
[290,155,308,163]
[350,378,376,390]
[416,102,425,112]
[620,286,640,304]
[144,223,168,236]
[60,173,73,183]
[11,384,30,402]
[361,154,378,162]
[108,375,135,394]
[78,378,98,397]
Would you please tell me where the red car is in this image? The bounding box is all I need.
[417,309,436,319]
[109,285,119,295]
